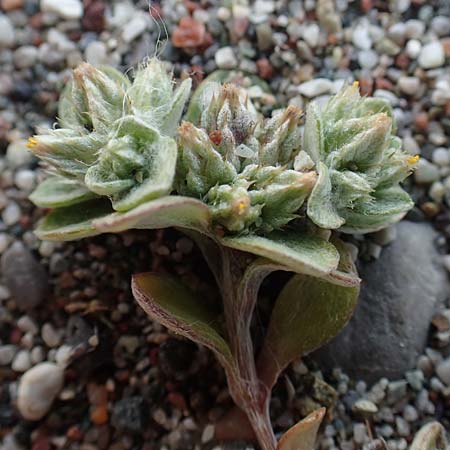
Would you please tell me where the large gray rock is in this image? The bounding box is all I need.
[313,221,449,383]
[1,241,48,310]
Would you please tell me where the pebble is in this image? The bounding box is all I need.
[405,39,421,59]
[352,23,372,50]
[6,140,32,168]
[414,159,440,184]
[14,46,38,69]
[352,399,378,415]
[17,315,39,334]
[1,241,49,310]
[358,50,378,69]
[0,345,17,365]
[397,76,420,96]
[418,41,445,69]
[353,423,368,444]
[431,16,450,37]
[41,323,62,348]
[403,405,418,422]
[215,47,238,69]
[111,397,149,433]
[85,41,108,65]
[17,362,64,420]
[201,424,215,443]
[298,78,334,97]
[432,148,450,167]
[12,349,32,372]
[121,13,148,43]
[14,169,36,191]
[0,14,15,48]
[436,357,450,385]
[40,0,83,19]
[2,202,21,226]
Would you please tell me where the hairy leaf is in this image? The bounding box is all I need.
[276,408,326,450]
[34,199,113,241]
[93,196,211,233]
[222,232,339,278]
[30,176,98,208]
[132,272,233,369]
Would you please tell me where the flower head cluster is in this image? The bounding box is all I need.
[28,61,416,241]
[29,60,191,212]
[304,83,417,233]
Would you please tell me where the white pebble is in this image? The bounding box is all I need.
[2,202,21,226]
[298,78,334,98]
[352,23,372,50]
[30,346,46,364]
[418,41,445,69]
[436,357,450,385]
[6,140,32,168]
[353,423,368,444]
[358,50,378,69]
[121,13,148,43]
[432,148,450,166]
[303,23,320,48]
[14,170,36,191]
[215,47,238,69]
[55,345,73,367]
[12,350,32,372]
[397,76,420,96]
[41,323,62,348]
[39,241,55,257]
[0,232,11,253]
[201,424,215,443]
[0,345,17,365]
[17,315,39,335]
[17,362,64,420]
[429,181,445,203]
[40,0,83,19]
[0,14,15,48]
[85,41,108,65]
[414,158,440,184]
[405,39,421,59]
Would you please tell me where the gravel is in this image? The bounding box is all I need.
[0,0,449,448]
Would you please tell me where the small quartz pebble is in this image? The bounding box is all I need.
[41,323,62,348]
[40,0,83,19]
[0,14,15,48]
[397,76,419,96]
[436,358,450,385]
[215,47,238,69]
[12,350,32,372]
[352,399,378,415]
[201,424,215,443]
[298,78,334,97]
[0,345,17,365]
[17,362,64,420]
[414,159,440,184]
[418,41,445,69]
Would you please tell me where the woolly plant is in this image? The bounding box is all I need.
[28,59,416,450]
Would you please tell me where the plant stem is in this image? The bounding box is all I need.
[219,247,278,450]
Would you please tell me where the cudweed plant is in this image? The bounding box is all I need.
[28,59,417,450]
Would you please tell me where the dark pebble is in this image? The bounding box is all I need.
[111,396,149,433]
[1,241,49,310]
[158,338,197,381]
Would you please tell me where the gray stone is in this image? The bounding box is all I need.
[313,221,449,382]
[0,15,15,48]
[1,241,49,310]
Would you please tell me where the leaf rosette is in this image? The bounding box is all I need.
[304,83,417,233]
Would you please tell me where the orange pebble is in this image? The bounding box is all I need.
[90,405,109,425]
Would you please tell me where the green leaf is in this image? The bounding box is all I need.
[339,186,413,234]
[307,162,345,230]
[323,238,361,287]
[276,408,326,450]
[257,268,359,388]
[34,199,113,241]
[221,231,339,278]
[303,102,324,164]
[93,196,211,233]
[410,422,449,450]
[132,272,233,368]
[30,176,98,208]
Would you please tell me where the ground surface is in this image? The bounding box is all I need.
[0,0,450,449]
